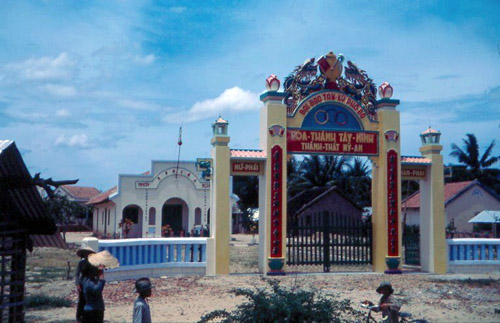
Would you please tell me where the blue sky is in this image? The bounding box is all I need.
[1,0,499,191]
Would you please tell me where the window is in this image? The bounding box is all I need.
[195,208,202,225]
[149,207,156,226]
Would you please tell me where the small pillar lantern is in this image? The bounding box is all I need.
[212,116,229,137]
[420,127,441,145]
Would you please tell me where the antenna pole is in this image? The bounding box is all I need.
[175,126,182,179]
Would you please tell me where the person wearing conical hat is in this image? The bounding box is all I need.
[80,250,119,323]
[75,246,95,322]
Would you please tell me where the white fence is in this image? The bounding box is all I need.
[82,237,207,280]
[447,238,500,273]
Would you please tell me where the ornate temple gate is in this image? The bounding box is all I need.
[206,51,447,276]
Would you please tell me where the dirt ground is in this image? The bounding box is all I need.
[25,233,500,323]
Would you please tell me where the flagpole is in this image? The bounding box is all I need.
[175,126,182,179]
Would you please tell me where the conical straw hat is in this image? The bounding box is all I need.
[88,250,120,269]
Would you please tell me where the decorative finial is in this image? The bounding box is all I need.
[378,82,393,99]
[265,75,281,91]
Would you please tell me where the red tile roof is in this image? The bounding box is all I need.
[61,185,101,200]
[401,156,431,164]
[230,149,266,159]
[87,186,117,205]
[402,180,475,209]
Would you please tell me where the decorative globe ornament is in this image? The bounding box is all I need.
[318,52,343,81]
[378,82,393,99]
[265,75,281,91]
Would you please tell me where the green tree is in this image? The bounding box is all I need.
[44,195,86,242]
[450,134,498,175]
[449,133,500,195]
[232,176,259,231]
[293,155,350,191]
[340,157,372,207]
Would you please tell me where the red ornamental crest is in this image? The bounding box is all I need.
[384,130,399,142]
[268,125,285,137]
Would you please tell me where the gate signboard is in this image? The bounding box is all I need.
[230,161,263,176]
[287,129,378,155]
[401,166,426,180]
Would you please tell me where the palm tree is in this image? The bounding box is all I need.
[450,134,498,175]
[339,157,372,207]
[293,155,350,191]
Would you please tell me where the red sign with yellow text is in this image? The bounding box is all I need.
[287,128,378,155]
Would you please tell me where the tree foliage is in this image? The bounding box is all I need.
[449,133,500,195]
[44,195,87,241]
[233,176,259,231]
[450,134,498,175]
[198,278,362,323]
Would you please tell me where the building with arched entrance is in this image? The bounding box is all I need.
[88,160,239,238]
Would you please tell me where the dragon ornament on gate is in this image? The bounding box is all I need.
[283,52,378,121]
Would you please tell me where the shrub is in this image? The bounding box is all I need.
[198,278,361,323]
[25,294,72,309]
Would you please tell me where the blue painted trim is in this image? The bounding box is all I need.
[289,90,374,122]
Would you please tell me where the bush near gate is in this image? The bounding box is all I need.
[198,278,362,323]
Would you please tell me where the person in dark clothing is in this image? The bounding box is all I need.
[81,260,106,323]
[133,277,153,323]
[373,281,401,323]
[75,246,95,322]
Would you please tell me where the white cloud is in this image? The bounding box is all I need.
[54,134,89,148]
[164,87,260,123]
[55,109,71,117]
[133,54,156,65]
[169,6,186,14]
[117,99,161,111]
[7,53,77,80]
[43,84,77,97]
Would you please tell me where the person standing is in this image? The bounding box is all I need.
[75,246,95,322]
[133,277,153,323]
[81,262,106,323]
[81,250,119,323]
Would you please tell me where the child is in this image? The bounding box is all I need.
[374,281,401,323]
[133,277,153,323]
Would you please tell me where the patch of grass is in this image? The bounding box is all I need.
[27,247,79,268]
[230,245,259,273]
[25,294,72,309]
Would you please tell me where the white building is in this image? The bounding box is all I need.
[88,160,230,238]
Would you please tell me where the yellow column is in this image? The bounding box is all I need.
[419,128,447,274]
[372,98,402,273]
[207,117,231,275]
[259,88,287,274]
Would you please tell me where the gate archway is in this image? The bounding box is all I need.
[206,51,447,276]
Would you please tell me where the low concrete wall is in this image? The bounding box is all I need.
[447,238,500,274]
[83,237,207,281]
[104,263,206,281]
[448,263,500,274]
